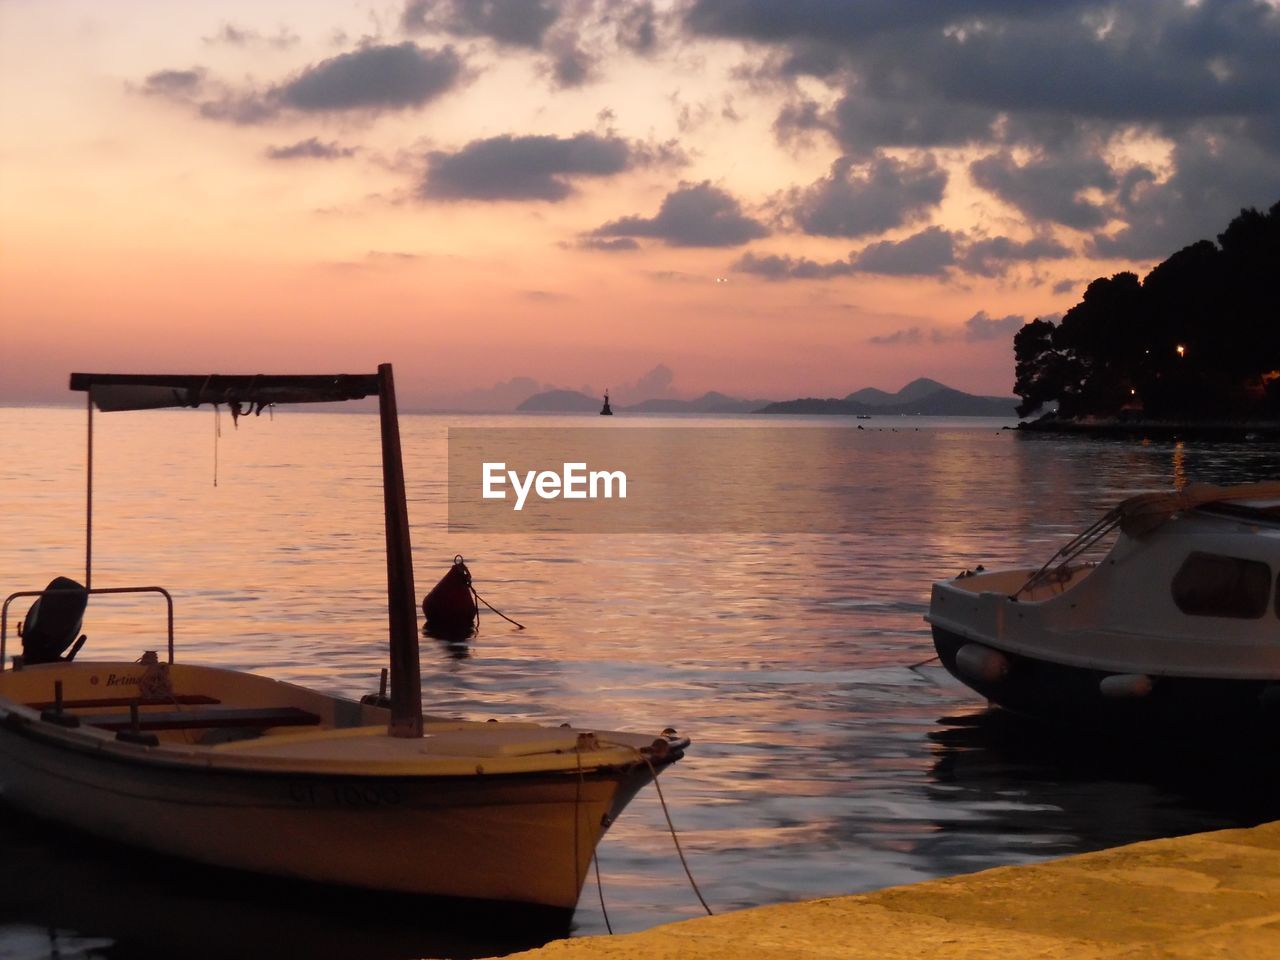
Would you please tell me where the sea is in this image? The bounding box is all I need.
[3,405,1280,960]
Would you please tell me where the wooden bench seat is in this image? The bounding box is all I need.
[26,694,220,710]
[78,706,321,733]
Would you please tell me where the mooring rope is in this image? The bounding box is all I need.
[593,852,613,934]
[472,587,526,630]
[448,556,526,631]
[907,653,940,672]
[574,749,583,899]
[591,739,713,918]
[641,753,713,916]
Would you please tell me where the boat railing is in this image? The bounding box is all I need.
[1012,507,1123,599]
[1,586,175,671]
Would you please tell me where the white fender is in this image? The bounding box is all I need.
[1099,673,1154,699]
[954,643,1010,684]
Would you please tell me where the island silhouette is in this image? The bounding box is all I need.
[516,378,1017,416]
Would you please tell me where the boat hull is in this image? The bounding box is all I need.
[931,625,1280,739]
[0,718,658,909]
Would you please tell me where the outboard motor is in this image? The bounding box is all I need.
[19,577,88,664]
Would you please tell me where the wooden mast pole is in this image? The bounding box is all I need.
[377,363,423,737]
[86,392,93,590]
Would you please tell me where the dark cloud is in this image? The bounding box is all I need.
[579,237,641,251]
[401,1,664,88]
[688,1,1280,122]
[869,327,925,346]
[961,310,1025,342]
[403,0,559,48]
[546,38,595,88]
[735,228,1067,283]
[957,234,1071,277]
[732,251,853,281]
[969,147,1116,230]
[142,69,205,96]
[590,182,769,247]
[1090,123,1280,258]
[400,0,431,35]
[141,43,466,124]
[917,4,1280,123]
[422,132,636,201]
[197,93,279,126]
[141,68,277,124]
[788,154,947,238]
[1052,278,1080,296]
[265,137,356,161]
[773,92,997,157]
[772,98,825,147]
[628,138,689,168]
[851,226,957,277]
[203,23,299,49]
[683,0,947,46]
[614,1,658,53]
[827,95,997,157]
[868,310,1026,346]
[686,0,1280,255]
[735,228,958,282]
[644,269,705,283]
[278,43,463,113]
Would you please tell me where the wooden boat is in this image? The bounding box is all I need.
[0,368,687,912]
[926,482,1280,738]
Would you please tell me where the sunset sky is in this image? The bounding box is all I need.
[3,1,1279,407]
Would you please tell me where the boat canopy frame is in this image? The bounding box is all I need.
[5,367,424,738]
[1013,481,1280,599]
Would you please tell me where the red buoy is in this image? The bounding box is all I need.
[422,556,478,638]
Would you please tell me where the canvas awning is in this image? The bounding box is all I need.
[1117,481,1280,536]
[69,373,380,412]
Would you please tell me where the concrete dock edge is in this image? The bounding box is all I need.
[496,821,1280,959]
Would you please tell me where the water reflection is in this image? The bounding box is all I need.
[5,409,1280,957]
[926,709,1280,868]
[426,623,475,658]
[0,809,565,960]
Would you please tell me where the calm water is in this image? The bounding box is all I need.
[3,406,1280,959]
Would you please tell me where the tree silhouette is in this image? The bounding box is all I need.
[1015,201,1280,419]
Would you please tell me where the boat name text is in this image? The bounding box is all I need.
[482,462,627,511]
[288,782,402,807]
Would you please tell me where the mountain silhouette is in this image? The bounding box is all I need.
[757,379,1017,416]
[517,388,772,413]
[515,378,1017,416]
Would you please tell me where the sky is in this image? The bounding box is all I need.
[2,0,1279,407]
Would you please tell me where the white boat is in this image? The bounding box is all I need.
[926,482,1280,736]
[0,368,687,912]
